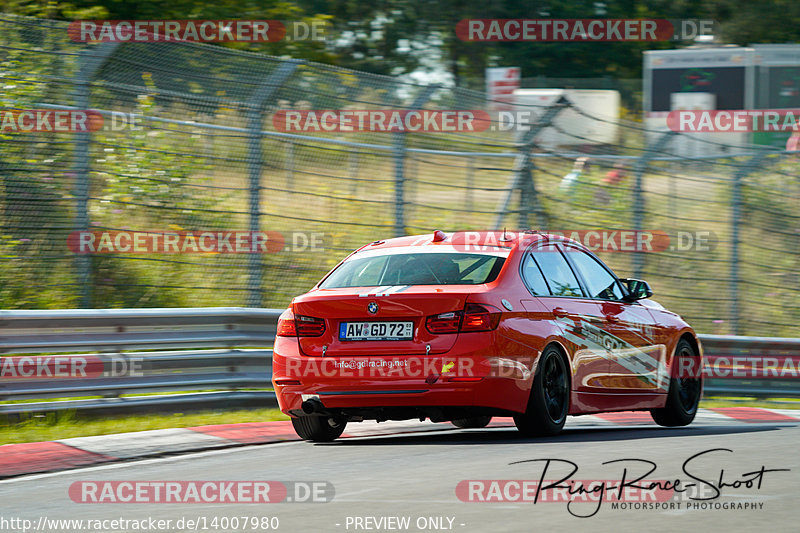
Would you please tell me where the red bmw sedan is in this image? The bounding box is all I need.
[272,230,702,441]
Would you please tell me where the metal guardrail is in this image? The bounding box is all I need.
[699,335,800,398]
[0,308,281,414]
[0,308,798,415]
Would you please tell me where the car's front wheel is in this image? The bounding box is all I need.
[451,416,492,429]
[514,346,570,437]
[650,338,702,427]
[291,415,346,442]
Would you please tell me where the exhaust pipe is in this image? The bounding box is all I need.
[301,397,325,414]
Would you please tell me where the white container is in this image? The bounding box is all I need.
[512,88,621,147]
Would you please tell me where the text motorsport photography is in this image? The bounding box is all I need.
[458,449,788,518]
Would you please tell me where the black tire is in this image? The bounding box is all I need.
[650,338,702,427]
[451,416,492,429]
[291,415,346,442]
[514,346,570,437]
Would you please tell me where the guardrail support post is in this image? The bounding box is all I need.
[71,43,119,308]
[245,60,303,307]
[392,85,440,237]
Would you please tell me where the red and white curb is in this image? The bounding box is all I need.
[1,407,798,479]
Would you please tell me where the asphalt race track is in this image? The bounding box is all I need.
[2,410,798,533]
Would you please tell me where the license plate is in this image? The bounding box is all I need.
[339,321,413,341]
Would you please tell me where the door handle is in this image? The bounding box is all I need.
[553,307,580,320]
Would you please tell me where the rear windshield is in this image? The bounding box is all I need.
[319,252,506,288]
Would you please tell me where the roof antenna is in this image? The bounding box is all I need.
[500,227,512,242]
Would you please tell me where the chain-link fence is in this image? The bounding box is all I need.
[1,15,799,337]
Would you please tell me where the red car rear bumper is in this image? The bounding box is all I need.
[272,335,534,416]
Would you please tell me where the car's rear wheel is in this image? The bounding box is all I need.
[451,416,492,429]
[650,338,702,427]
[291,415,346,442]
[514,346,570,436]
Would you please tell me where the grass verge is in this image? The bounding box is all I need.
[699,397,800,409]
[0,408,289,445]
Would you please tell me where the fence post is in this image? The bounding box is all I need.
[465,156,474,224]
[493,96,569,229]
[285,141,294,189]
[729,150,769,335]
[348,152,359,197]
[71,44,118,308]
[392,84,440,237]
[245,60,303,307]
[631,130,675,279]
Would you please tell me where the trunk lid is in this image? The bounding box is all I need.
[292,286,476,356]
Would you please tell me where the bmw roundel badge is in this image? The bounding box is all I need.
[367,301,379,314]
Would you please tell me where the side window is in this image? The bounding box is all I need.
[530,245,583,297]
[521,253,550,295]
[567,249,624,300]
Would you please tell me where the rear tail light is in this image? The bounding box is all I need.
[426,311,461,334]
[425,303,501,334]
[461,303,502,332]
[296,315,326,336]
[276,308,326,337]
[276,308,296,336]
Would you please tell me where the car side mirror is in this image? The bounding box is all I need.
[621,278,653,301]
